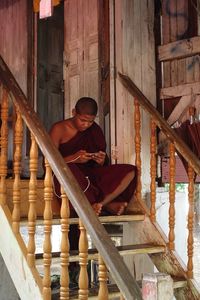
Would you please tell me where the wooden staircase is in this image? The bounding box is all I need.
[0,55,200,299]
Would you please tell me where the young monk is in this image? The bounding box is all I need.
[50,97,137,216]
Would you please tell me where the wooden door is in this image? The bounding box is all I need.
[64,0,99,118]
[37,2,64,131]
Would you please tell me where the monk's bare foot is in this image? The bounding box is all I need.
[92,203,102,216]
[104,202,128,216]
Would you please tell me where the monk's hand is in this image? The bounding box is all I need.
[75,150,92,163]
[92,151,106,165]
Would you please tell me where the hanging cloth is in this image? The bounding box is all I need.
[33,0,60,13]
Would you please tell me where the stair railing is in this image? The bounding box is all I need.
[119,72,199,279]
[0,56,143,300]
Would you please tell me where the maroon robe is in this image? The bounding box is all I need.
[54,122,137,212]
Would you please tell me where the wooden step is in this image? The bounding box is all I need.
[35,243,166,266]
[51,279,188,300]
[20,213,145,227]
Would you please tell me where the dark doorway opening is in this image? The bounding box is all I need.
[37,2,64,132]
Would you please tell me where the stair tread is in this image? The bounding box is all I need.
[20,213,145,226]
[52,279,188,299]
[36,243,166,264]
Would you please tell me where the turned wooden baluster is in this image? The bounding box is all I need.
[27,134,38,267]
[60,186,70,300]
[98,255,108,300]
[43,159,53,300]
[187,165,194,278]
[150,119,157,222]
[0,87,8,205]
[134,99,142,202]
[12,107,23,234]
[79,219,88,300]
[168,143,175,250]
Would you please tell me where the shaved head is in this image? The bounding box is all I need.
[75,97,98,116]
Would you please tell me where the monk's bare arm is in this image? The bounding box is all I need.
[49,123,63,148]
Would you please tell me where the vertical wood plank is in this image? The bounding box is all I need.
[162,0,171,88]
[134,99,142,202]
[27,134,38,268]
[12,107,23,234]
[60,186,70,300]
[43,159,53,300]
[187,165,194,279]
[78,219,88,300]
[98,255,109,300]
[150,119,157,222]
[0,88,9,206]
[177,0,187,85]
[168,143,175,250]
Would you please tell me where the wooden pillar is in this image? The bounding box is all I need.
[78,220,88,300]
[60,187,70,300]
[98,255,108,300]
[187,165,194,278]
[0,88,8,206]
[27,134,38,268]
[150,119,157,222]
[134,99,142,201]
[168,143,175,250]
[43,159,53,300]
[12,107,23,234]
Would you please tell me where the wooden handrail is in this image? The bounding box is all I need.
[0,56,142,300]
[118,72,200,176]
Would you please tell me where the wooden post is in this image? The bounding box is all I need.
[78,219,88,300]
[168,143,175,250]
[98,255,108,300]
[187,165,194,278]
[43,159,53,300]
[142,273,174,300]
[0,87,8,206]
[12,107,23,234]
[60,186,70,300]
[134,99,142,201]
[150,118,157,222]
[27,134,38,268]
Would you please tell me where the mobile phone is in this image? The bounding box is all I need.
[89,152,98,156]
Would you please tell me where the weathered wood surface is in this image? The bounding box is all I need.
[0,205,43,299]
[0,55,143,300]
[35,244,166,265]
[64,0,99,120]
[20,213,145,227]
[0,0,27,95]
[168,143,175,251]
[160,81,200,99]
[124,211,200,299]
[118,72,200,176]
[114,0,156,182]
[150,119,157,222]
[158,36,200,62]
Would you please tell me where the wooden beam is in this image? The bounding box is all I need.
[160,81,200,99]
[158,36,200,62]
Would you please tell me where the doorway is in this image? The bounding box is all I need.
[37,2,64,132]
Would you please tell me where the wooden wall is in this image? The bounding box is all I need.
[0,0,28,95]
[113,0,156,190]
